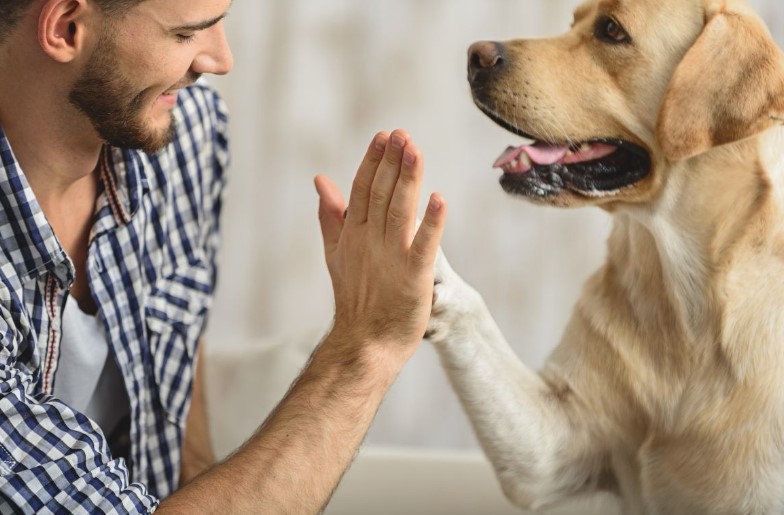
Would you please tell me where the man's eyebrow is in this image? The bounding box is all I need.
[169,13,228,33]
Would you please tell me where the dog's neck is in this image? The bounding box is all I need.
[613,127,784,343]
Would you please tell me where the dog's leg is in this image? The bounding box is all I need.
[427,250,611,510]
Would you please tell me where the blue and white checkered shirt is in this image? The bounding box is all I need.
[0,82,229,513]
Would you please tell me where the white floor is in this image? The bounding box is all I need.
[325,447,521,515]
[205,343,621,515]
[326,447,622,514]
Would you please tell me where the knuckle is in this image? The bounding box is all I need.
[368,188,387,208]
[422,212,440,228]
[408,246,429,267]
[384,148,403,165]
[386,208,408,229]
[351,175,372,195]
[397,167,418,187]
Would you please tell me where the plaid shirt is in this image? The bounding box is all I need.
[0,82,229,513]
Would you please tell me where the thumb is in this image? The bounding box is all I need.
[314,175,346,254]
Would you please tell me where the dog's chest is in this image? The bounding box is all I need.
[615,366,784,514]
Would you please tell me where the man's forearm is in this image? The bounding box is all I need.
[158,332,406,514]
[179,344,215,486]
[157,129,446,513]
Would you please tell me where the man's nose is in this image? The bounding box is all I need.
[193,22,234,76]
[467,41,506,84]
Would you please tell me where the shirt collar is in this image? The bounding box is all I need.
[0,125,71,285]
[0,126,150,285]
[92,145,150,237]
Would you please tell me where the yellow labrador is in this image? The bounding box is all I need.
[427,0,784,513]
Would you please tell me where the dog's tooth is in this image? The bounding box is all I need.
[580,144,591,153]
[520,153,532,167]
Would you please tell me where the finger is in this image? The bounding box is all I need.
[314,175,346,254]
[385,142,423,246]
[346,132,390,224]
[367,129,411,228]
[409,193,447,271]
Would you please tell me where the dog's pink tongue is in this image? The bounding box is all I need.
[493,144,569,168]
[525,145,568,165]
[493,142,620,171]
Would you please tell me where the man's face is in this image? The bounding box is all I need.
[69,0,233,154]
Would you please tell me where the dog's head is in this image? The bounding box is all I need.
[470,0,784,208]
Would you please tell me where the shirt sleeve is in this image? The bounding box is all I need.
[0,306,160,514]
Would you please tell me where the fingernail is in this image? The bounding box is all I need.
[390,134,405,150]
[374,135,387,153]
[429,196,442,212]
[403,149,417,166]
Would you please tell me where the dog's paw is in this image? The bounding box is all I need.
[425,248,482,343]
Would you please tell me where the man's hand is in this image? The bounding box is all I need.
[159,131,445,514]
[314,129,447,360]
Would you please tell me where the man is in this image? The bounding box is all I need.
[0,0,446,512]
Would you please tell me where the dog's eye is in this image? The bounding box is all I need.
[595,16,631,44]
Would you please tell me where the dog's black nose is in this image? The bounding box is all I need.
[468,41,506,84]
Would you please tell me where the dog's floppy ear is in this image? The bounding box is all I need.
[656,4,784,162]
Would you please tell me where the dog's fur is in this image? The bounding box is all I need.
[427,0,784,513]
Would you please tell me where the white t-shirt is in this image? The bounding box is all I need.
[53,298,130,443]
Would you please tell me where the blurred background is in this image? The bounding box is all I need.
[202,0,784,510]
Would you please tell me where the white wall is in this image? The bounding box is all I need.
[206,0,784,451]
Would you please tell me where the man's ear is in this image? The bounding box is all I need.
[656,6,784,162]
[37,0,88,63]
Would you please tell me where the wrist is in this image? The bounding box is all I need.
[317,324,417,384]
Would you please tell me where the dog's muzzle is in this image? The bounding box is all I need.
[467,41,507,86]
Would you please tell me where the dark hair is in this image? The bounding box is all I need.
[0,0,147,42]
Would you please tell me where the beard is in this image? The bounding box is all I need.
[68,30,194,154]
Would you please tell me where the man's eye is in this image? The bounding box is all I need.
[594,16,631,44]
[176,33,196,44]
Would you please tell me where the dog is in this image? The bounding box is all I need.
[426,0,784,513]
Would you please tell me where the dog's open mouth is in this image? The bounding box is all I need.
[479,106,652,200]
[493,139,650,198]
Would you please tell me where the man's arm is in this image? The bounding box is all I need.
[178,343,215,486]
[158,129,446,514]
